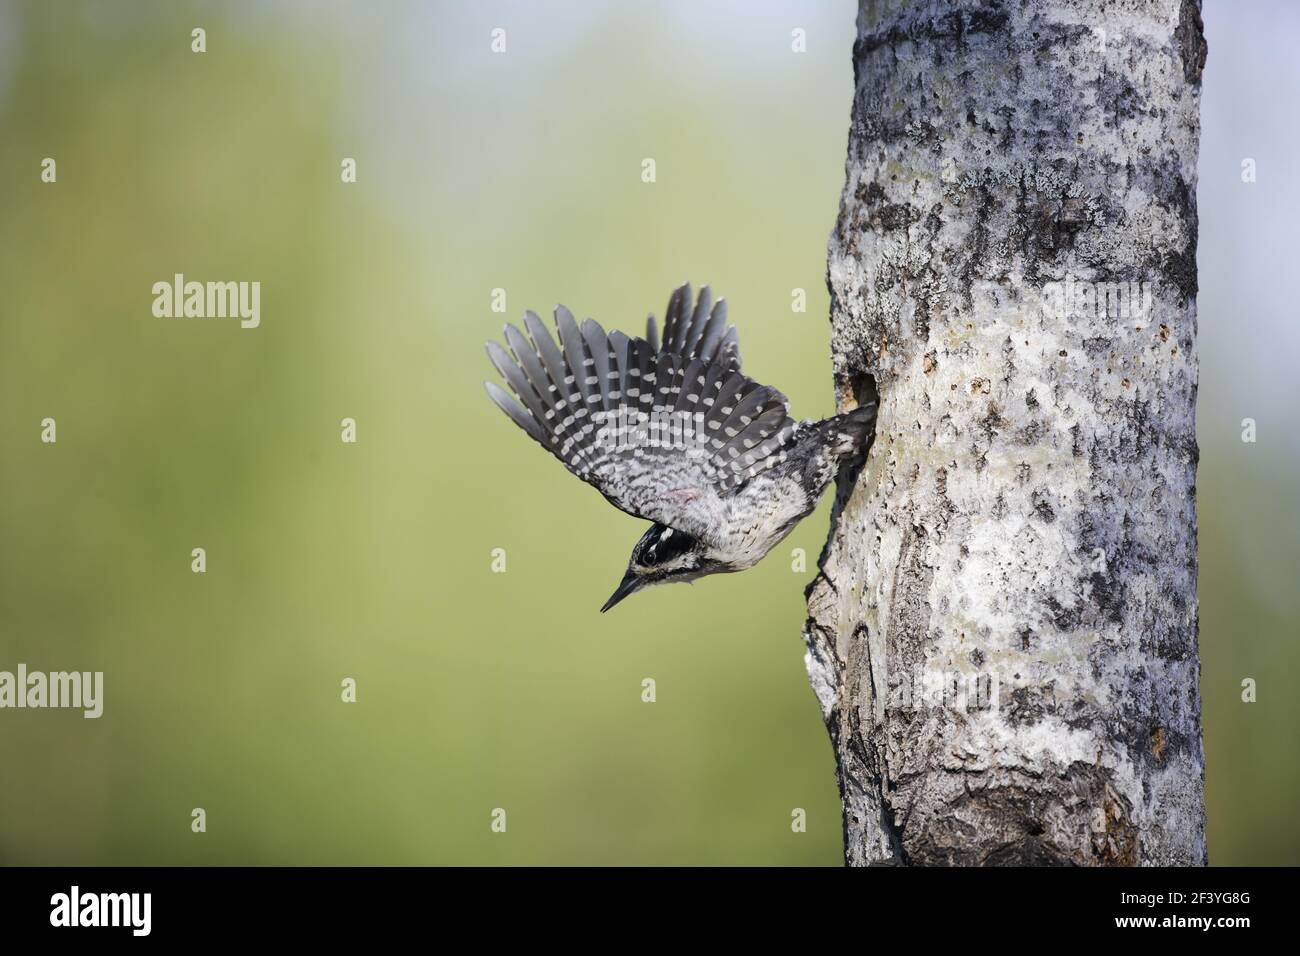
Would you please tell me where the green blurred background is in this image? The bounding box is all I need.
[0,0,1295,865]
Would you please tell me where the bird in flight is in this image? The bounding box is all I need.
[485,283,877,611]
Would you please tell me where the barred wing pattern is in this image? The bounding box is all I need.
[484,285,799,537]
[644,282,743,373]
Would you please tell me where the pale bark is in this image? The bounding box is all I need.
[805,0,1208,865]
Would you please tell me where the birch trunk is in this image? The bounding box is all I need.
[804,0,1208,866]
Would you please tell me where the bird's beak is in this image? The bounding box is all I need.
[600,571,642,613]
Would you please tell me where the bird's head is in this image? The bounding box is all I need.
[600,523,713,612]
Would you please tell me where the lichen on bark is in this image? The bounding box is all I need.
[805,0,1207,866]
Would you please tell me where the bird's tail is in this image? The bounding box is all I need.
[825,402,878,458]
[795,402,878,498]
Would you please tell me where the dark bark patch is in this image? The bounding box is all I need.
[1045,594,1079,631]
[1088,570,1125,625]
[1175,0,1208,86]
[1094,785,1140,866]
[854,3,1011,58]
[1161,246,1199,302]
[1018,418,1046,445]
[1005,682,1054,727]
[977,403,1006,443]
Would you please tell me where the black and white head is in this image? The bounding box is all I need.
[601,523,715,612]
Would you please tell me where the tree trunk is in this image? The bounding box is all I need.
[804,0,1208,866]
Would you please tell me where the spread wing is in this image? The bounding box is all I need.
[644,282,744,373]
[484,285,797,538]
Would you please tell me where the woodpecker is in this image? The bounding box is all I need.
[485,283,877,612]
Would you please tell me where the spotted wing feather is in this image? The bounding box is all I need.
[649,282,742,371]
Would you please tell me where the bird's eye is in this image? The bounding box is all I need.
[642,527,694,567]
